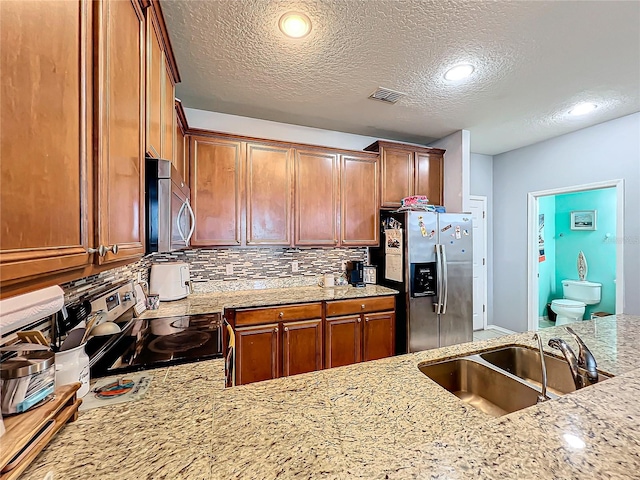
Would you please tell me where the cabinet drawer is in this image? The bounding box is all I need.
[235,303,322,326]
[326,296,395,317]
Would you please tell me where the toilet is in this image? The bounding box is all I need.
[551,280,602,326]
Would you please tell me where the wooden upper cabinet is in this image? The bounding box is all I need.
[282,319,323,377]
[380,147,413,208]
[94,0,146,265]
[294,149,339,246]
[246,143,293,245]
[161,55,175,162]
[365,141,445,208]
[414,151,444,206]
[146,11,162,158]
[340,154,379,246]
[175,99,188,184]
[0,0,92,284]
[190,137,243,246]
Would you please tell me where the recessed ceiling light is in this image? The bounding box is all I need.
[568,102,597,116]
[279,12,312,39]
[444,64,475,81]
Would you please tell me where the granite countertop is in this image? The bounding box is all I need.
[21,314,640,479]
[139,284,399,319]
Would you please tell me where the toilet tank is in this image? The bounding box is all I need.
[562,280,602,305]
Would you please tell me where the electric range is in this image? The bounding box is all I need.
[83,283,223,378]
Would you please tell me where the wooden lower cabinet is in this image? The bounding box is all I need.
[235,323,279,385]
[325,315,361,368]
[282,319,323,376]
[231,297,395,386]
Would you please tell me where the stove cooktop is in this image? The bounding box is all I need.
[89,313,223,378]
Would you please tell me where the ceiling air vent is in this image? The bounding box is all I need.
[368,87,406,104]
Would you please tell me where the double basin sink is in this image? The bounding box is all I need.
[419,345,611,417]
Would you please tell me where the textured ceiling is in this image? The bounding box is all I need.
[163,0,640,155]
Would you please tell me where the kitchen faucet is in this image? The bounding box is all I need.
[548,326,599,390]
[533,333,550,403]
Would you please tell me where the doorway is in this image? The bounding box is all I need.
[527,180,625,331]
[470,196,487,331]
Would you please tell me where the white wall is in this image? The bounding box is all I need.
[493,113,640,332]
[185,108,382,151]
[470,153,494,325]
[430,130,471,212]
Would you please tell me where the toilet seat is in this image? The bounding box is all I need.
[551,299,585,309]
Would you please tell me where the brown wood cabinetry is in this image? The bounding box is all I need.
[0,0,93,283]
[294,149,339,246]
[340,154,379,246]
[161,59,175,162]
[190,136,244,246]
[282,319,323,376]
[175,99,188,183]
[145,11,162,158]
[325,296,395,369]
[235,323,279,385]
[94,0,146,265]
[365,141,444,208]
[246,143,293,245]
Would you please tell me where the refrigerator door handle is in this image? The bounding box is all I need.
[435,244,443,314]
[441,244,449,314]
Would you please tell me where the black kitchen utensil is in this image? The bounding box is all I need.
[56,300,91,347]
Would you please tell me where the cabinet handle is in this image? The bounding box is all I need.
[98,244,119,257]
[278,312,284,319]
[365,317,369,322]
[361,304,366,309]
[107,244,119,255]
[357,318,362,323]
[87,247,99,254]
[274,327,279,333]
[284,327,288,332]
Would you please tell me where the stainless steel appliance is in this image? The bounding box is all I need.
[145,157,194,253]
[370,210,473,353]
[73,282,223,379]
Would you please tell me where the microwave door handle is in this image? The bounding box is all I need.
[185,199,196,246]
[176,200,188,245]
[441,244,449,314]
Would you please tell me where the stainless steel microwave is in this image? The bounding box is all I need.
[145,157,194,253]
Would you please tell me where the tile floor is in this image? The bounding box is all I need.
[472,328,510,342]
[538,318,556,329]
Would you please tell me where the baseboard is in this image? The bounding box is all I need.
[486,325,517,335]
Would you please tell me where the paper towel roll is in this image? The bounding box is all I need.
[0,285,64,336]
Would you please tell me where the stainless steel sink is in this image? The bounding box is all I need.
[480,346,611,395]
[419,345,612,417]
[419,358,543,417]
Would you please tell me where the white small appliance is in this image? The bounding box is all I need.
[149,263,191,301]
[551,280,602,326]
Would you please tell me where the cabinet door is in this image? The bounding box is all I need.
[175,100,188,184]
[95,0,145,265]
[246,143,293,245]
[0,0,92,284]
[325,315,361,369]
[380,148,413,207]
[362,311,395,362]
[235,324,279,386]
[294,149,339,246]
[414,152,443,206]
[146,12,162,158]
[161,55,175,162]
[340,155,379,246]
[282,319,323,377]
[190,137,243,246]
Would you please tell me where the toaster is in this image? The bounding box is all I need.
[149,263,192,301]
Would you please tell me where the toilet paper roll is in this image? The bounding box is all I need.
[0,285,64,336]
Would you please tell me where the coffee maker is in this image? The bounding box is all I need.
[346,261,365,287]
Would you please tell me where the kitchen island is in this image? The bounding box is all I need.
[20,314,640,479]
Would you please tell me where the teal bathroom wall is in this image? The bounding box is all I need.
[538,195,556,318]
[554,188,617,318]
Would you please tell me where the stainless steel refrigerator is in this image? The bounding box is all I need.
[370,211,473,353]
